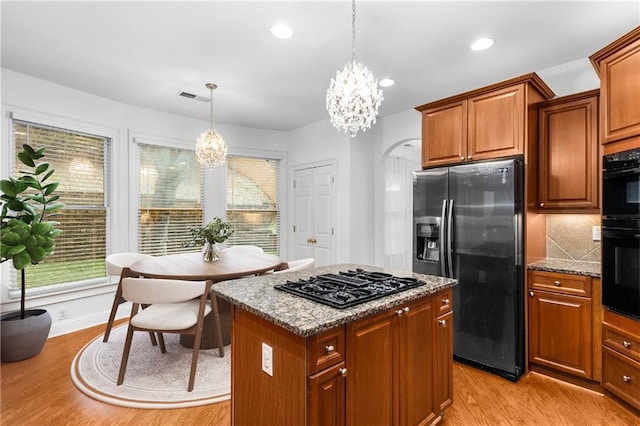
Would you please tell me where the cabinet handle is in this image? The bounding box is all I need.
[403,307,410,313]
[622,375,631,383]
[438,319,447,326]
[339,368,348,377]
[554,280,561,286]
[460,156,465,161]
[396,309,404,316]
[529,291,534,297]
[539,202,545,207]
[325,345,335,353]
[442,298,450,305]
[623,341,632,349]
[467,156,473,160]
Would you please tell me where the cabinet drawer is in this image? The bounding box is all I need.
[602,347,640,410]
[307,326,345,375]
[436,288,453,315]
[529,271,591,297]
[603,323,640,363]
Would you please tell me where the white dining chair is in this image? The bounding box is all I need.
[274,258,315,273]
[221,245,264,254]
[117,277,224,392]
[104,252,156,343]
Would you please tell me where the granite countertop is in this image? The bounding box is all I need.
[527,258,601,278]
[211,263,457,338]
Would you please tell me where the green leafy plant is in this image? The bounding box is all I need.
[183,217,233,247]
[1,144,65,319]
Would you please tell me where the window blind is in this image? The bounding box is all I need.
[226,156,280,254]
[137,143,203,255]
[10,121,109,289]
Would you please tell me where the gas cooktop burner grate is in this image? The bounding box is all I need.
[274,269,424,309]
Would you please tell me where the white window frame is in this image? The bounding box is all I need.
[224,147,287,256]
[0,107,118,306]
[128,132,205,252]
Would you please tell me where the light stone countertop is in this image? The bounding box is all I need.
[211,263,457,338]
[527,258,601,278]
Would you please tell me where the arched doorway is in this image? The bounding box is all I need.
[383,139,420,270]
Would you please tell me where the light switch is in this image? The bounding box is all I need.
[262,342,273,376]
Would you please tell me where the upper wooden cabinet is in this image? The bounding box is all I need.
[590,26,640,152]
[537,90,599,211]
[416,73,554,168]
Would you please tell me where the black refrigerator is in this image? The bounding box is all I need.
[412,158,524,381]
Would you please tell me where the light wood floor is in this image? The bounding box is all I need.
[1,321,639,425]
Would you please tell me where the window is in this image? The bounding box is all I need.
[137,143,203,255]
[226,156,280,254]
[10,120,109,291]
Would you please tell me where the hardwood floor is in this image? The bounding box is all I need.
[1,322,638,425]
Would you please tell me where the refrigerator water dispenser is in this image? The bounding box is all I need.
[416,220,440,262]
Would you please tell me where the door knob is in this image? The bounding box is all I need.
[529,291,534,297]
[554,280,561,286]
[438,319,447,326]
[325,345,335,353]
[623,341,631,349]
[339,368,348,377]
[622,375,631,383]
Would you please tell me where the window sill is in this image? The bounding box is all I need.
[3,278,118,308]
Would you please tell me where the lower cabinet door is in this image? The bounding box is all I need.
[435,310,453,414]
[528,290,593,378]
[346,310,394,426]
[308,361,346,426]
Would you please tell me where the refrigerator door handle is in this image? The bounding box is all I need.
[439,199,447,277]
[447,199,454,278]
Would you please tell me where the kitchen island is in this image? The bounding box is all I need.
[212,263,457,426]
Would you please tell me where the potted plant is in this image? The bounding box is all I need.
[0,144,64,362]
[183,217,233,262]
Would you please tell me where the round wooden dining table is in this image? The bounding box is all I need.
[129,251,283,348]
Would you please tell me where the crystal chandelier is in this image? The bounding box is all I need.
[326,0,383,138]
[196,83,227,167]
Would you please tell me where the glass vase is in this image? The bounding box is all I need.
[202,241,220,262]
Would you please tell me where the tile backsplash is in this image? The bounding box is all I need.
[546,214,601,262]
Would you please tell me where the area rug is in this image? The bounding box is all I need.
[70,324,231,409]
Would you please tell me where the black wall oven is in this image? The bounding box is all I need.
[602,147,640,319]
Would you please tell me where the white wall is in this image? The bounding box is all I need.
[0,69,291,336]
[0,68,423,337]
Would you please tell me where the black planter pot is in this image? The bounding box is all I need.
[0,309,52,362]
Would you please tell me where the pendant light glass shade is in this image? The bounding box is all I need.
[326,0,383,137]
[196,83,227,167]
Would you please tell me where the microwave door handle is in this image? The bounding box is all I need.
[603,167,640,178]
[440,200,447,277]
[447,199,454,278]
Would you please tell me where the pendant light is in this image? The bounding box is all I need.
[326,0,383,138]
[196,83,227,167]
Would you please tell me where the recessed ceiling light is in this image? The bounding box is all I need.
[270,24,293,39]
[379,78,395,87]
[470,37,494,51]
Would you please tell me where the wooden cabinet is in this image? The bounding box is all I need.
[416,73,554,168]
[602,309,640,410]
[231,288,454,426]
[590,26,640,153]
[347,294,450,425]
[537,90,600,210]
[527,271,597,380]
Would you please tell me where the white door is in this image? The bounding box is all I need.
[292,164,336,266]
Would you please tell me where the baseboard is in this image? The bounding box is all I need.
[49,304,130,337]
[529,364,602,393]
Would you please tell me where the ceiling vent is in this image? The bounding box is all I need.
[178,91,210,102]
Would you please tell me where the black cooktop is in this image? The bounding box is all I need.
[274,269,425,309]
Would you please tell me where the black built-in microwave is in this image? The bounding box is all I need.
[601,147,640,319]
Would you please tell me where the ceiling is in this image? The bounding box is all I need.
[2,1,638,132]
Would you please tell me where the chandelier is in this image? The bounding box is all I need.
[326,0,383,138]
[196,83,227,167]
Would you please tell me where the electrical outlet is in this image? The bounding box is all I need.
[59,309,67,321]
[592,225,601,241]
[262,342,273,376]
